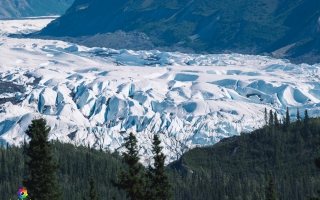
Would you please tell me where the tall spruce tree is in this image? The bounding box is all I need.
[305,109,310,131]
[269,110,274,127]
[265,108,268,126]
[82,176,98,200]
[115,132,146,200]
[274,112,279,127]
[89,176,98,200]
[287,108,290,125]
[266,172,276,200]
[147,134,173,200]
[23,118,61,200]
[296,108,301,128]
[284,107,290,131]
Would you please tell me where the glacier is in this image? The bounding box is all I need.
[1,18,320,164]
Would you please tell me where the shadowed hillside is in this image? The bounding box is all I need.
[30,0,320,64]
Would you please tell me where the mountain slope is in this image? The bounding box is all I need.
[2,116,320,199]
[0,0,74,19]
[169,117,320,199]
[0,141,127,200]
[33,0,320,63]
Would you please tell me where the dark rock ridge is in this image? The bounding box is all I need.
[26,0,320,64]
[0,0,74,18]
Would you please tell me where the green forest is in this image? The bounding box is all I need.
[1,108,320,200]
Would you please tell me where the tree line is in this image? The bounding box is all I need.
[2,107,320,199]
[1,118,172,200]
[169,108,320,200]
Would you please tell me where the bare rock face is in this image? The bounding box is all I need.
[0,0,74,19]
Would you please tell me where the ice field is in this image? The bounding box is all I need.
[1,18,320,164]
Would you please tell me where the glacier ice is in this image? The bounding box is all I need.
[1,18,320,165]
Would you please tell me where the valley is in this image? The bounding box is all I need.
[1,18,320,165]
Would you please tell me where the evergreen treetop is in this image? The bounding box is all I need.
[305,109,310,131]
[147,134,173,200]
[274,112,279,127]
[115,132,146,200]
[89,176,98,200]
[23,118,61,200]
[269,110,274,127]
[266,172,277,200]
[265,108,268,125]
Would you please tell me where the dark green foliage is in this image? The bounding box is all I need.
[82,176,99,200]
[266,172,276,200]
[4,115,320,199]
[265,108,268,125]
[89,176,98,200]
[0,144,26,200]
[169,116,320,200]
[305,109,310,131]
[297,109,301,121]
[274,112,279,127]
[23,118,61,200]
[286,107,290,126]
[310,196,320,200]
[147,134,173,200]
[0,141,126,199]
[115,132,146,200]
[297,108,302,128]
[311,142,320,200]
[269,110,274,127]
[284,107,290,131]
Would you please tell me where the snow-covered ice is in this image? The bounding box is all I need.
[0,17,57,36]
[0,18,320,164]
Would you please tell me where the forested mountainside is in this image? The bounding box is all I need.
[0,0,74,18]
[170,111,320,199]
[2,112,320,199]
[31,0,320,64]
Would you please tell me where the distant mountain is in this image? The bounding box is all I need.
[31,0,320,64]
[0,0,74,18]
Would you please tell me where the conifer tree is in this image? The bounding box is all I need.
[286,107,290,125]
[265,108,268,125]
[147,134,173,200]
[274,112,279,127]
[89,176,98,200]
[82,176,98,200]
[284,107,290,131]
[296,108,301,128]
[305,109,310,131]
[297,109,301,122]
[23,118,61,200]
[311,142,320,200]
[269,110,274,126]
[279,118,282,127]
[115,132,146,200]
[266,172,276,200]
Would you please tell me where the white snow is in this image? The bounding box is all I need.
[0,18,320,165]
[0,17,56,36]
